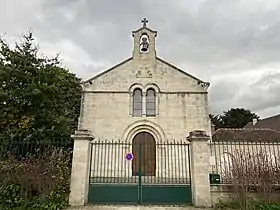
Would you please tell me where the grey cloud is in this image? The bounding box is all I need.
[238,72,280,112]
[35,0,280,73]
[208,78,241,114]
[1,0,280,118]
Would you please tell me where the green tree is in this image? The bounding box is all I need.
[210,108,260,129]
[209,114,223,129]
[0,31,82,145]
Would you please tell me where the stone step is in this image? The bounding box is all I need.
[66,205,213,210]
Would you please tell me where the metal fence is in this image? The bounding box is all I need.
[89,140,191,185]
[0,139,74,160]
[210,140,280,185]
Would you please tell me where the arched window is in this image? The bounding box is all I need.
[146,88,156,116]
[133,89,142,117]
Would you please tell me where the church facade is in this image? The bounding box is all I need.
[79,20,211,142]
[69,20,280,207]
[70,19,215,206]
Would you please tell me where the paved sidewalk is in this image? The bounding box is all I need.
[67,205,213,210]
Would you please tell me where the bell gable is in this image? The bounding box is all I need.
[82,18,210,93]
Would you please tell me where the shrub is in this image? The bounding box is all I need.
[0,148,71,209]
[215,199,280,210]
[216,149,280,210]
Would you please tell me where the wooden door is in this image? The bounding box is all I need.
[132,132,156,176]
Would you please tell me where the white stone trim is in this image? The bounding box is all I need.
[128,83,144,92]
[143,83,160,93]
[144,83,160,116]
[129,83,160,117]
[77,93,85,130]
[129,83,144,116]
[122,120,166,143]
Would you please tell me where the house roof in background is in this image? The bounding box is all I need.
[212,128,280,142]
[244,114,280,131]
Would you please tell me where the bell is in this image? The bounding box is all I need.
[140,37,149,52]
[141,45,148,52]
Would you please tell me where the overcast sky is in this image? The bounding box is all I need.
[1,0,280,119]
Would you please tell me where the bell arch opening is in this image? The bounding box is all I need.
[139,34,149,53]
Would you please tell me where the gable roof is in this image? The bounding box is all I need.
[244,114,280,131]
[212,128,280,142]
[82,56,209,86]
[82,57,133,84]
[156,57,209,85]
[132,26,157,34]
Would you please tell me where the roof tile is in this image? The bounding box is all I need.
[244,114,280,131]
[212,128,280,142]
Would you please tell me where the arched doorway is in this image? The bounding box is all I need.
[132,132,156,176]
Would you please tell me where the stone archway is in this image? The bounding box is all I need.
[122,120,166,143]
[132,132,156,176]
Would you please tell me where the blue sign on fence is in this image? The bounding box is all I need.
[125,153,133,161]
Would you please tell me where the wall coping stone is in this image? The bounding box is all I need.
[187,130,209,141]
[71,129,94,141]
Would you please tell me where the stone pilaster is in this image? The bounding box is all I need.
[69,130,94,206]
[187,130,211,207]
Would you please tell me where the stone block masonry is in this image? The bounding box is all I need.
[70,20,212,207]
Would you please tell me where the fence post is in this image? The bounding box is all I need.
[69,130,94,206]
[187,130,211,207]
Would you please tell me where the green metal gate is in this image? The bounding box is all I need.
[88,139,191,205]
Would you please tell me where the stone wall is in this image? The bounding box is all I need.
[70,25,212,207]
[211,186,280,206]
[81,93,209,140]
[80,57,210,141]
